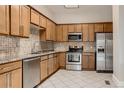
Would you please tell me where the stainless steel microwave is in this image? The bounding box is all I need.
[68,32,82,41]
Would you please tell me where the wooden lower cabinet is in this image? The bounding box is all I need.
[0,68,22,88]
[48,58,54,75]
[0,61,22,88]
[58,53,66,69]
[82,53,95,70]
[40,59,48,81]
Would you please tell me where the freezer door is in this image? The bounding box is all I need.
[96,33,106,70]
[105,33,113,70]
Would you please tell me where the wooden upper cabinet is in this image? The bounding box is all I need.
[46,19,52,40]
[62,25,68,41]
[82,24,89,41]
[31,9,40,25]
[11,5,20,36]
[0,5,9,35]
[104,23,113,32]
[56,25,63,41]
[20,6,30,37]
[11,5,30,37]
[94,24,104,32]
[89,24,94,41]
[51,22,56,41]
[68,24,75,32]
[40,15,47,28]
[75,24,82,32]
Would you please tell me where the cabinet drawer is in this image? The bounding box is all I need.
[41,55,48,61]
[0,61,22,74]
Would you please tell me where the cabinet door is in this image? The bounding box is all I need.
[68,24,75,32]
[104,23,113,32]
[31,9,39,25]
[62,25,68,41]
[40,60,48,81]
[95,24,104,32]
[51,22,56,41]
[48,58,54,75]
[0,5,9,35]
[11,68,22,88]
[82,55,89,69]
[89,24,94,41]
[46,19,52,40]
[40,15,47,28]
[56,25,63,41]
[59,53,66,68]
[11,5,20,36]
[89,54,95,70]
[20,6,30,37]
[82,24,89,41]
[75,24,82,32]
[0,73,7,88]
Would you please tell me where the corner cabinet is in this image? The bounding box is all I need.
[0,61,22,88]
[0,5,9,35]
[11,5,30,37]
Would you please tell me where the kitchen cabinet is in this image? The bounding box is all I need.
[56,25,63,41]
[11,5,30,37]
[46,19,53,40]
[75,24,82,32]
[62,25,68,41]
[0,61,22,88]
[11,5,20,36]
[68,24,75,32]
[58,53,66,69]
[82,53,95,70]
[51,22,56,41]
[94,24,104,32]
[104,23,113,32]
[48,54,54,75]
[82,24,89,41]
[0,5,9,35]
[40,56,48,81]
[39,15,47,28]
[31,9,40,25]
[89,24,94,41]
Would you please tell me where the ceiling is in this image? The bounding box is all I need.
[45,5,112,15]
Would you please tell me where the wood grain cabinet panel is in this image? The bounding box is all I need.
[11,68,22,88]
[20,6,30,37]
[62,25,68,41]
[58,53,66,68]
[89,24,94,41]
[75,24,82,32]
[0,73,7,88]
[82,24,89,41]
[51,22,56,41]
[0,5,9,35]
[31,9,39,25]
[40,15,47,28]
[95,24,104,32]
[68,24,75,32]
[40,59,48,81]
[56,25,63,41]
[46,19,52,40]
[89,54,95,69]
[82,55,89,69]
[11,5,20,36]
[104,23,113,32]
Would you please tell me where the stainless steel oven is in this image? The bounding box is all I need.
[68,32,82,42]
[66,52,82,70]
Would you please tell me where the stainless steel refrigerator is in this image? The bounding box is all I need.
[96,33,113,72]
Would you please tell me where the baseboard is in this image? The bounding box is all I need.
[113,74,124,87]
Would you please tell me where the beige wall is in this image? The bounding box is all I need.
[113,5,124,87]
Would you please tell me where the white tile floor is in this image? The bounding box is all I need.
[38,70,117,88]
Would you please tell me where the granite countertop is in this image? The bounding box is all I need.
[0,50,66,65]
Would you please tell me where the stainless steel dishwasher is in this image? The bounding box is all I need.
[23,57,41,88]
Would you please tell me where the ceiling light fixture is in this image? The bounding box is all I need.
[64,5,79,9]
